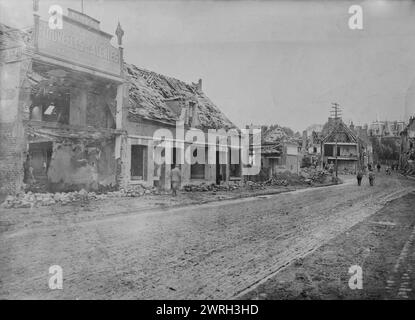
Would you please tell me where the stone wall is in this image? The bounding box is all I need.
[0,122,25,195]
[0,58,31,195]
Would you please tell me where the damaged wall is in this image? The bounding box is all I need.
[86,89,116,129]
[0,58,31,195]
[47,139,117,192]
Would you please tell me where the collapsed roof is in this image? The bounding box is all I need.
[125,63,236,130]
[0,24,31,49]
[1,23,236,131]
[260,125,299,156]
[262,126,299,144]
[322,119,359,144]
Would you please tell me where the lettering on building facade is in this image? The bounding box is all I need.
[37,18,121,76]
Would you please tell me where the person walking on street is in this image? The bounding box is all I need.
[377,163,381,173]
[368,170,375,186]
[357,170,363,186]
[170,165,181,197]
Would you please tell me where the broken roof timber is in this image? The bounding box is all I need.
[125,63,236,130]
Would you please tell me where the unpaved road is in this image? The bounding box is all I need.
[242,190,415,300]
[1,174,414,299]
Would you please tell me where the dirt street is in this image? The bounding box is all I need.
[242,189,415,300]
[1,173,414,299]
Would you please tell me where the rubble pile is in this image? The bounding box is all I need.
[300,167,330,184]
[263,177,289,187]
[120,184,157,197]
[244,181,268,190]
[183,182,241,192]
[1,184,158,209]
[266,171,308,186]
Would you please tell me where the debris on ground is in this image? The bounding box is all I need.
[182,170,331,193]
[1,170,333,209]
[183,182,241,192]
[0,184,159,209]
[300,167,331,184]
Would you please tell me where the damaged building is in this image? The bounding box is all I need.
[0,9,126,194]
[320,118,367,174]
[256,125,301,179]
[400,116,415,174]
[121,64,241,191]
[1,6,241,195]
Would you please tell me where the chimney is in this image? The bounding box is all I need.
[197,78,202,91]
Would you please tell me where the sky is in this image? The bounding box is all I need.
[2,0,415,131]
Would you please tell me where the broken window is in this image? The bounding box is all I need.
[324,144,334,157]
[30,85,70,124]
[25,142,53,193]
[131,145,147,180]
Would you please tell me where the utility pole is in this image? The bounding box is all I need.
[330,102,342,180]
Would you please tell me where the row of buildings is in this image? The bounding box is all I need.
[258,117,373,179]
[1,7,251,195]
[399,117,415,174]
[2,5,413,196]
[303,117,415,176]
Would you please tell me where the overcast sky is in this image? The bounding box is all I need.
[2,0,415,131]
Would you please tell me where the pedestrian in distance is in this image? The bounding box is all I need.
[357,170,363,186]
[170,164,181,197]
[368,170,375,186]
[377,163,381,173]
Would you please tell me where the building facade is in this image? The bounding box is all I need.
[119,64,242,191]
[0,9,126,195]
[0,6,242,195]
[400,116,415,174]
[368,120,406,137]
[321,119,366,174]
[258,126,301,179]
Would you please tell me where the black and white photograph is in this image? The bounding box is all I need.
[1,0,415,307]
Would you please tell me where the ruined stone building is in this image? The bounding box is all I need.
[121,64,240,191]
[0,9,126,195]
[321,119,367,174]
[0,7,241,195]
[257,125,301,179]
[400,116,415,174]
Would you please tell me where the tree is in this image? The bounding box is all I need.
[370,136,400,162]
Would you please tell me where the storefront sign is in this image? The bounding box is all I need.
[37,18,121,76]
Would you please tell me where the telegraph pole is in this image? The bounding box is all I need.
[330,103,342,180]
